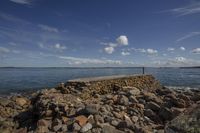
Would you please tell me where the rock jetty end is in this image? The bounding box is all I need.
[0,74,199,133]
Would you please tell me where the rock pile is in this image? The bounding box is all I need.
[0,75,200,133]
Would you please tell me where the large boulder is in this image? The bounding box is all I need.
[165,104,200,133]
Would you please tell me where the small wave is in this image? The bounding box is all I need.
[165,86,200,91]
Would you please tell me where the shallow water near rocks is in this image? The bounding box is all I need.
[0,67,199,94]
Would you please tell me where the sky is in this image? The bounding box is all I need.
[0,0,200,67]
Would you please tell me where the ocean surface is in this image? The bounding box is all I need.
[0,67,199,94]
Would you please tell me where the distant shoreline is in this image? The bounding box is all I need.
[0,66,200,69]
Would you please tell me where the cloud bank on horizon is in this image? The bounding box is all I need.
[0,0,200,67]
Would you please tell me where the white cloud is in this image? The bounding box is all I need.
[101,42,118,48]
[180,46,186,51]
[166,57,200,66]
[58,56,121,65]
[38,43,66,52]
[38,24,59,33]
[0,47,10,53]
[54,43,66,50]
[176,32,200,42]
[38,43,45,48]
[169,2,200,16]
[167,47,175,51]
[192,48,200,54]
[174,57,186,63]
[0,12,30,24]
[163,53,167,56]
[102,35,128,54]
[9,0,32,5]
[12,50,20,54]
[121,51,130,56]
[104,46,114,54]
[9,42,17,46]
[131,48,146,53]
[116,35,128,46]
[146,49,158,55]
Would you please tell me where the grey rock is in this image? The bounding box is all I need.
[85,104,100,115]
[146,101,160,112]
[131,116,138,123]
[102,124,124,133]
[52,118,62,132]
[80,123,93,132]
[144,109,162,123]
[118,95,129,106]
[129,96,138,103]
[94,114,104,123]
[110,120,120,127]
[127,87,141,96]
[165,104,200,133]
[159,107,173,121]
[72,122,81,131]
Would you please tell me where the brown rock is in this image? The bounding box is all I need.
[36,119,50,133]
[143,92,163,104]
[75,115,88,127]
[15,128,27,133]
[124,86,141,95]
[15,97,28,107]
[171,107,185,116]
[61,116,69,124]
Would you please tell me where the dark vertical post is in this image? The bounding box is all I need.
[142,67,145,74]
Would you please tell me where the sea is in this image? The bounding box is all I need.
[0,67,199,95]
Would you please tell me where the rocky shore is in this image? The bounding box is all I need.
[0,75,200,133]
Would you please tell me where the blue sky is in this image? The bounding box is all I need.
[0,0,200,67]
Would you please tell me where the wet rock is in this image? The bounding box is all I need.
[80,122,92,132]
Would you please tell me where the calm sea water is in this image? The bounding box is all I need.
[0,67,199,94]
